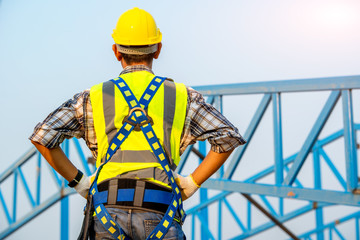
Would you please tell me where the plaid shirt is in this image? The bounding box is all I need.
[30,65,246,159]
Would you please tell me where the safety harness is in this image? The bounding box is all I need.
[88,76,186,240]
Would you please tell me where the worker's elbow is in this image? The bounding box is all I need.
[31,140,43,149]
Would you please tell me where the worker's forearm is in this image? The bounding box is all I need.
[191,149,233,186]
[31,140,77,182]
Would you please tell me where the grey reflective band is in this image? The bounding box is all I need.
[163,80,177,170]
[102,81,117,146]
[116,44,158,55]
[108,150,158,163]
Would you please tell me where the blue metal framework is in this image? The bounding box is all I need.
[0,75,359,239]
[0,139,94,239]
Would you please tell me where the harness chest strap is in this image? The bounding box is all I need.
[89,76,185,240]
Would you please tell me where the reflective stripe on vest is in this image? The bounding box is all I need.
[90,71,187,185]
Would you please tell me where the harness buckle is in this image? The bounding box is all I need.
[122,107,154,131]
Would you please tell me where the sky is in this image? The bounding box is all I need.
[1,0,360,239]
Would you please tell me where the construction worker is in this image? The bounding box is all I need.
[30,7,246,240]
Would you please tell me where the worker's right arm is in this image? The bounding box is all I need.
[29,91,95,198]
[31,140,91,198]
[31,140,78,182]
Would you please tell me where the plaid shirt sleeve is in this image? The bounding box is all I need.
[29,90,98,158]
[179,87,246,155]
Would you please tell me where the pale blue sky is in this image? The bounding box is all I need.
[1,0,360,239]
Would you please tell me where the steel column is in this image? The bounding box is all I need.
[341,90,358,192]
[60,141,70,240]
[13,169,18,223]
[199,141,209,240]
[36,152,41,205]
[272,93,284,217]
[313,149,324,240]
[272,93,284,186]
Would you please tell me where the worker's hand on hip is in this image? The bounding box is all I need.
[74,175,91,199]
[173,172,200,201]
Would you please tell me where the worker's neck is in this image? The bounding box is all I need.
[121,60,152,70]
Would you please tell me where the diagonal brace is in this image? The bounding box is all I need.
[283,91,340,186]
[224,94,272,179]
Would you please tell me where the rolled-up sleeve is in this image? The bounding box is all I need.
[180,87,246,154]
[29,92,86,148]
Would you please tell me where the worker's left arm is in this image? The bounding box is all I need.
[176,87,247,200]
[191,149,233,185]
[175,149,233,200]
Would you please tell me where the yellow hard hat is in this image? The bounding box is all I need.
[112,7,162,46]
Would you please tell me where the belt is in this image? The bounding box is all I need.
[93,178,173,214]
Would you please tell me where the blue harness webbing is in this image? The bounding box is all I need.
[93,188,173,206]
[89,76,186,240]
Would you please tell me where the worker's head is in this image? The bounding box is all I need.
[112,7,162,67]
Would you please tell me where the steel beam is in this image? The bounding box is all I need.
[203,179,360,206]
[193,75,360,96]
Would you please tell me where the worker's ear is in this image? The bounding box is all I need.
[112,44,123,62]
[154,42,162,59]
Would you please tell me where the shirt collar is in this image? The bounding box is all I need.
[120,65,154,75]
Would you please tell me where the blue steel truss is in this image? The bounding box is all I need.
[0,75,359,239]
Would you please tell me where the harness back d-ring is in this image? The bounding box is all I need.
[122,107,154,131]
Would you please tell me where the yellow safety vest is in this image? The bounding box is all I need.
[90,71,187,187]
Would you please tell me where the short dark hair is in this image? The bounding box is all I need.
[122,52,155,65]
[120,45,156,65]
